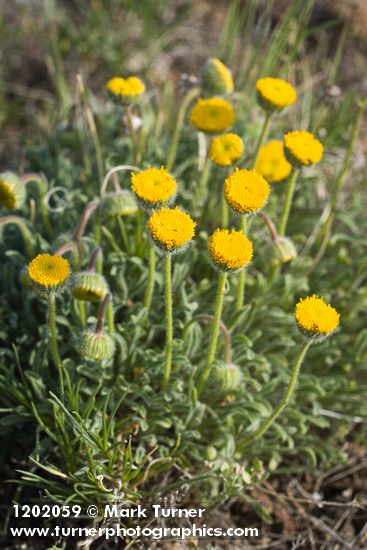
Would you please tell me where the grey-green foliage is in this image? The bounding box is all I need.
[0,0,366,515]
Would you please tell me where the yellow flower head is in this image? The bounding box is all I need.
[200,58,234,95]
[224,169,270,214]
[148,208,196,252]
[256,77,297,111]
[295,295,340,337]
[190,98,235,133]
[209,133,244,167]
[0,172,25,210]
[28,254,71,292]
[106,76,145,104]
[131,167,176,207]
[208,229,253,272]
[72,272,109,302]
[284,130,323,167]
[255,140,292,183]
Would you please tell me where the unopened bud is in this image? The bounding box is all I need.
[72,271,109,302]
[101,190,138,218]
[0,172,25,210]
[80,330,115,361]
[200,58,234,96]
[272,237,297,265]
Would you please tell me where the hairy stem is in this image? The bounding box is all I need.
[162,253,173,391]
[278,169,299,237]
[197,271,228,395]
[252,112,273,168]
[48,294,64,398]
[236,215,248,311]
[239,339,312,448]
[144,241,156,312]
[166,86,200,171]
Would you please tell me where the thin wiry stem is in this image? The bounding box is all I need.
[162,254,173,391]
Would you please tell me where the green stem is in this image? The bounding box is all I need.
[144,241,156,312]
[78,300,86,326]
[278,169,299,237]
[252,112,273,169]
[0,216,35,257]
[162,253,173,391]
[117,216,130,252]
[239,339,312,448]
[221,193,229,228]
[134,210,144,256]
[107,301,115,335]
[197,272,228,395]
[20,174,54,239]
[236,215,248,311]
[197,154,211,208]
[126,107,139,165]
[48,294,64,398]
[166,86,200,172]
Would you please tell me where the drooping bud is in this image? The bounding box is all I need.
[213,363,242,391]
[72,272,109,302]
[0,172,26,210]
[200,58,234,96]
[101,191,138,218]
[271,237,297,265]
[80,330,115,361]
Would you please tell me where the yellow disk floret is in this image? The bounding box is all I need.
[148,208,196,251]
[28,254,71,289]
[209,133,244,167]
[131,167,176,206]
[224,169,270,214]
[295,295,340,335]
[208,229,253,271]
[284,130,323,166]
[255,140,292,183]
[190,98,235,133]
[106,76,145,103]
[256,77,297,111]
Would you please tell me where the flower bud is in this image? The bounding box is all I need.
[101,191,138,218]
[0,172,26,210]
[213,363,242,391]
[205,446,218,461]
[72,272,109,302]
[80,330,115,361]
[271,237,297,265]
[200,58,234,96]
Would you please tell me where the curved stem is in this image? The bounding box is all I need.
[197,271,228,395]
[252,112,273,169]
[239,339,312,448]
[144,241,156,312]
[166,86,200,172]
[236,215,248,311]
[162,253,173,391]
[96,293,111,334]
[48,294,64,399]
[20,173,54,239]
[278,169,299,237]
[73,201,99,241]
[0,216,35,257]
[100,165,141,196]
